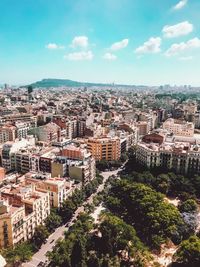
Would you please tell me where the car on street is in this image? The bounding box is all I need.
[37,261,46,267]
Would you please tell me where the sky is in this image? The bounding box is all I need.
[0,0,200,86]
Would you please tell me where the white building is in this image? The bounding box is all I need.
[163,118,194,137]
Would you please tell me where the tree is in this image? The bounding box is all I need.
[99,213,146,257]
[120,153,128,163]
[32,225,49,248]
[14,242,33,262]
[154,174,170,194]
[84,183,94,197]
[87,252,100,267]
[45,211,62,233]
[48,213,94,267]
[60,199,76,222]
[3,242,34,264]
[173,236,200,266]
[106,180,186,248]
[179,199,198,214]
[71,189,85,207]
[71,237,87,267]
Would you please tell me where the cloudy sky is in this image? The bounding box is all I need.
[0,0,200,85]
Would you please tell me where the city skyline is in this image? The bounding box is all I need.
[0,0,200,86]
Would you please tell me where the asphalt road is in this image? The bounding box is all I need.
[23,168,121,267]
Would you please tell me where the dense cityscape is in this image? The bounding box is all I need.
[0,83,199,266]
[1,0,200,266]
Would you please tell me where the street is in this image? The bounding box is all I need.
[23,168,121,267]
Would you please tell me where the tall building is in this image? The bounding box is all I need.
[15,122,30,140]
[87,137,121,161]
[0,125,16,144]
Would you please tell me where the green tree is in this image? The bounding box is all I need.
[179,199,198,214]
[3,242,33,264]
[154,174,170,194]
[45,211,62,233]
[32,225,49,248]
[71,237,87,267]
[106,180,186,248]
[14,242,33,262]
[99,213,146,257]
[60,199,76,222]
[87,252,100,267]
[173,235,200,266]
[71,189,85,207]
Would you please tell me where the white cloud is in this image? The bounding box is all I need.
[179,56,193,61]
[46,43,65,50]
[162,21,193,38]
[135,37,162,54]
[110,39,129,51]
[71,36,88,48]
[173,0,188,10]
[65,51,93,61]
[103,53,117,60]
[165,37,200,56]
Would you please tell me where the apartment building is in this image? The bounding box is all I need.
[0,185,50,248]
[61,145,90,160]
[37,122,61,143]
[0,125,16,144]
[87,137,121,161]
[138,112,158,131]
[0,114,37,128]
[163,118,194,137]
[51,156,96,184]
[53,116,86,139]
[25,174,73,208]
[15,122,30,140]
[136,138,200,175]
[69,157,96,184]
[1,138,35,172]
[0,199,25,248]
[136,121,150,136]
[0,139,58,174]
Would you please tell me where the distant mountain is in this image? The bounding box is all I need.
[28,78,134,88]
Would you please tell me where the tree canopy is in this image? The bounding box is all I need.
[106,180,187,249]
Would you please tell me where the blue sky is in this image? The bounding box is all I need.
[0,0,200,86]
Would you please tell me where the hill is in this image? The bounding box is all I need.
[28,78,134,88]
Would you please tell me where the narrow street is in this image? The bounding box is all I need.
[23,167,121,267]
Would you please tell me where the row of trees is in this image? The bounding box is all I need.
[121,170,200,200]
[59,175,103,222]
[47,212,152,267]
